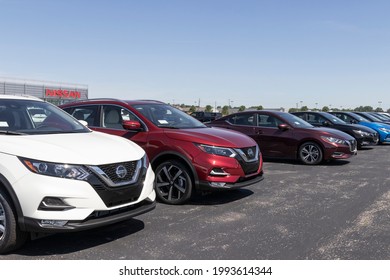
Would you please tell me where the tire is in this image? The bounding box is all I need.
[0,190,28,254]
[298,142,323,165]
[154,160,193,205]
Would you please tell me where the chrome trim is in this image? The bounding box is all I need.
[87,160,142,187]
[235,145,259,163]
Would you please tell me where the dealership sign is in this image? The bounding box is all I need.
[45,89,81,99]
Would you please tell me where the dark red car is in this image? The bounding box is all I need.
[60,100,263,204]
[209,110,357,165]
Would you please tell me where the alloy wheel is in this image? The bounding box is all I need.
[155,160,192,204]
[0,201,5,242]
[299,142,323,165]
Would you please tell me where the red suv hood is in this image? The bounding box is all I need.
[164,127,256,148]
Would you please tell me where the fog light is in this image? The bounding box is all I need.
[40,220,68,227]
[210,168,230,176]
[332,152,345,158]
[39,197,74,211]
[210,182,227,188]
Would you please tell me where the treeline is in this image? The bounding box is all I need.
[288,105,389,113]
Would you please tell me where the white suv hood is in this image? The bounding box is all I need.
[0,131,145,165]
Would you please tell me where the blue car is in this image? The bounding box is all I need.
[330,111,390,144]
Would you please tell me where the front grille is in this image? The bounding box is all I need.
[85,160,146,208]
[86,169,146,207]
[98,161,138,184]
[87,160,142,187]
[235,146,259,163]
[234,145,260,175]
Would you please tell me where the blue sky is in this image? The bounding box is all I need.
[1,0,389,110]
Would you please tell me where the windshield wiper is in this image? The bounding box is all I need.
[0,130,26,135]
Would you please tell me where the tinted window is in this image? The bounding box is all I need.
[227,113,255,126]
[70,105,99,126]
[257,114,281,128]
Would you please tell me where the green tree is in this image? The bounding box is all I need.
[205,105,213,112]
[375,107,383,112]
[322,106,329,112]
[222,105,229,115]
[288,108,299,113]
[300,106,309,111]
[256,105,263,110]
[189,105,196,114]
[238,105,246,112]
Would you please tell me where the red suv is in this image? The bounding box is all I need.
[60,100,263,204]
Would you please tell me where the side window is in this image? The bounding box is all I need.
[257,114,281,128]
[70,106,99,127]
[226,114,254,126]
[120,108,138,121]
[307,113,326,125]
[102,105,124,129]
[334,113,349,123]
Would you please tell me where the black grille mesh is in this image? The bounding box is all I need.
[98,161,138,184]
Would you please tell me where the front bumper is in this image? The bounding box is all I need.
[22,199,156,233]
[198,171,264,191]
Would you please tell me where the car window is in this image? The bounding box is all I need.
[307,113,328,125]
[70,105,99,127]
[226,113,255,126]
[102,105,124,129]
[257,114,281,128]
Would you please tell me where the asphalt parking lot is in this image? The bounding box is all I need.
[2,144,389,260]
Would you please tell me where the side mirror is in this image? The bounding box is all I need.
[278,123,290,131]
[122,120,142,131]
[350,119,358,124]
[323,121,331,127]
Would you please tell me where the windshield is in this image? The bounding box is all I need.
[349,112,370,122]
[0,99,90,135]
[280,112,314,128]
[362,113,381,122]
[132,104,206,129]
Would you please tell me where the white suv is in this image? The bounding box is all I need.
[0,95,156,253]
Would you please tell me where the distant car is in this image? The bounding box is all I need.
[60,99,264,204]
[292,111,378,149]
[208,110,357,165]
[353,112,390,125]
[330,111,390,144]
[191,111,221,122]
[0,95,156,253]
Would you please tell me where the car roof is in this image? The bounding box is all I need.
[0,94,42,101]
[61,98,165,107]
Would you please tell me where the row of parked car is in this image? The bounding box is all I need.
[0,94,387,253]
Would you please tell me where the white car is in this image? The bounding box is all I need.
[0,95,156,253]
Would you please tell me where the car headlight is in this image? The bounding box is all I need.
[142,153,150,169]
[196,144,237,157]
[320,136,346,145]
[19,157,90,180]
[352,130,370,137]
[379,127,390,133]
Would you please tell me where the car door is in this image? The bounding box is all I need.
[254,113,294,158]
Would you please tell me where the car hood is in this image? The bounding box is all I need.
[164,127,256,148]
[360,121,390,130]
[0,131,144,165]
[311,127,355,140]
